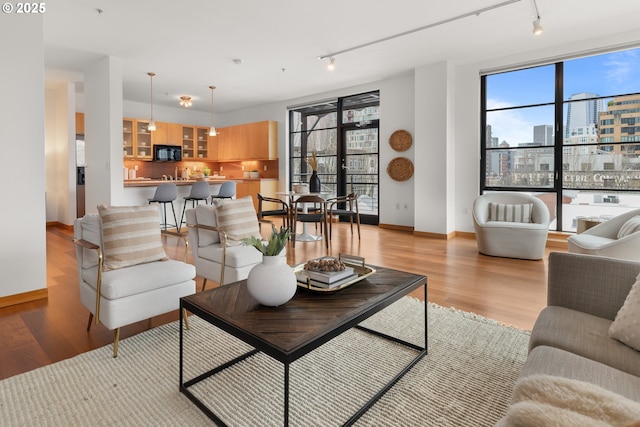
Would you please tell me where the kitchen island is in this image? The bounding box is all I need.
[122,178,278,216]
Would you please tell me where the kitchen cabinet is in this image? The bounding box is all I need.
[75,112,84,135]
[236,179,278,212]
[217,120,277,161]
[135,120,153,159]
[181,126,195,159]
[195,127,209,159]
[123,118,167,159]
[123,119,134,158]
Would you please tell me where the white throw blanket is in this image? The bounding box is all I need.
[496,375,640,427]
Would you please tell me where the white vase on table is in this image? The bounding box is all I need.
[246,255,297,306]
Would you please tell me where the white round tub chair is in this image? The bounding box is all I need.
[472,192,550,260]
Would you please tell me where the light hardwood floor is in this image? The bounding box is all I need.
[0,221,563,380]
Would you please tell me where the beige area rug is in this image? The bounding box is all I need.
[0,298,529,426]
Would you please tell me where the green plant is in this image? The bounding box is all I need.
[242,224,290,256]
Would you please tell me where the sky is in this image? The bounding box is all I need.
[486,47,640,146]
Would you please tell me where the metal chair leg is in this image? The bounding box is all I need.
[86,313,94,331]
[113,328,120,358]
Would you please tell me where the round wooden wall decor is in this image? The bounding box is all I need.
[389,130,412,152]
[387,157,414,181]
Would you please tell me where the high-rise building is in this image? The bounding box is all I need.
[597,94,640,154]
[533,125,553,146]
[565,92,605,138]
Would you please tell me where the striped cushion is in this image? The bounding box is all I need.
[213,196,261,242]
[97,205,168,271]
[609,273,640,351]
[195,204,220,247]
[488,202,533,223]
[617,216,640,239]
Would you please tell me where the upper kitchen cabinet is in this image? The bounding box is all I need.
[181,126,195,160]
[123,119,134,159]
[135,120,153,159]
[195,127,209,159]
[217,120,277,161]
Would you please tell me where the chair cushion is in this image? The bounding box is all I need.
[81,259,195,300]
[97,205,168,271]
[195,204,220,247]
[197,243,264,268]
[530,306,640,377]
[213,196,261,242]
[617,215,640,239]
[609,273,640,351]
[568,234,616,250]
[488,202,532,223]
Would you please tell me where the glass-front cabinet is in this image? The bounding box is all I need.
[181,126,195,159]
[136,120,152,159]
[196,127,209,159]
[123,119,134,158]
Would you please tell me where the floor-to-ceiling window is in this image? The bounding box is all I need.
[289,91,380,224]
[481,47,640,232]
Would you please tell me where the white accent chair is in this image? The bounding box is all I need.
[185,199,282,291]
[567,208,640,261]
[472,192,550,260]
[73,211,196,357]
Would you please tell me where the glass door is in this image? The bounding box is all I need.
[341,126,379,222]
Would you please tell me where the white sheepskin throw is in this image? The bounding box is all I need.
[496,375,640,427]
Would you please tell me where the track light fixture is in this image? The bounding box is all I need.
[327,57,335,71]
[317,0,521,67]
[147,72,156,131]
[531,0,543,35]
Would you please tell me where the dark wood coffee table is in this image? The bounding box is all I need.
[179,265,427,426]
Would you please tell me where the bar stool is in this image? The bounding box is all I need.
[148,183,179,231]
[211,181,236,202]
[179,181,210,229]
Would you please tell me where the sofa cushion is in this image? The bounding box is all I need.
[617,215,640,239]
[519,346,640,403]
[195,204,220,247]
[213,196,261,242]
[488,202,532,223]
[81,259,195,300]
[609,273,640,351]
[529,306,640,377]
[197,243,263,268]
[97,205,168,271]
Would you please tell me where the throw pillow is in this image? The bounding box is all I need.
[609,272,640,351]
[97,205,168,271]
[195,204,220,247]
[617,215,640,239]
[213,196,261,242]
[488,202,533,223]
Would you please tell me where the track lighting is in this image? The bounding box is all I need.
[531,0,543,35]
[327,57,335,71]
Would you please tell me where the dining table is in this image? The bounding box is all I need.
[276,191,329,242]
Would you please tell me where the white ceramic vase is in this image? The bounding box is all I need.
[246,255,297,306]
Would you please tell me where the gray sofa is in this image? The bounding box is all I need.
[498,252,640,425]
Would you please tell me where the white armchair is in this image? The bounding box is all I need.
[472,192,550,260]
[185,196,282,291]
[73,205,196,357]
[567,208,640,261]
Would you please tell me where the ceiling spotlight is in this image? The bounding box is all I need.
[531,0,543,35]
[179,96,192,108]
[327,57,335,71]
[532,17,543,35]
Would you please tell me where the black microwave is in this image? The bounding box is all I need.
[153,144,182,161]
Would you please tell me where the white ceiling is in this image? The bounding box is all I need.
[43,0,640,114]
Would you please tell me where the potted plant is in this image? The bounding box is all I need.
[242,224,296,306]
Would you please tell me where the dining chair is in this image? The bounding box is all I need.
[257,193,290,229]
[327,192,361,240]
[291,195,328,249]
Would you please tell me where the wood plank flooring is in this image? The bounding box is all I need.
[0,221,561,381]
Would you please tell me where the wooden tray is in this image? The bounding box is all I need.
[294,254,376,293]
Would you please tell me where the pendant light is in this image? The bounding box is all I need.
[208,85,217,136]
[147,72,156,131]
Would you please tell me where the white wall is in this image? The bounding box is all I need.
[45,83,76,225]
[0,15,46,298]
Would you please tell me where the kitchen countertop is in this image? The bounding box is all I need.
[124,177,276,187]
